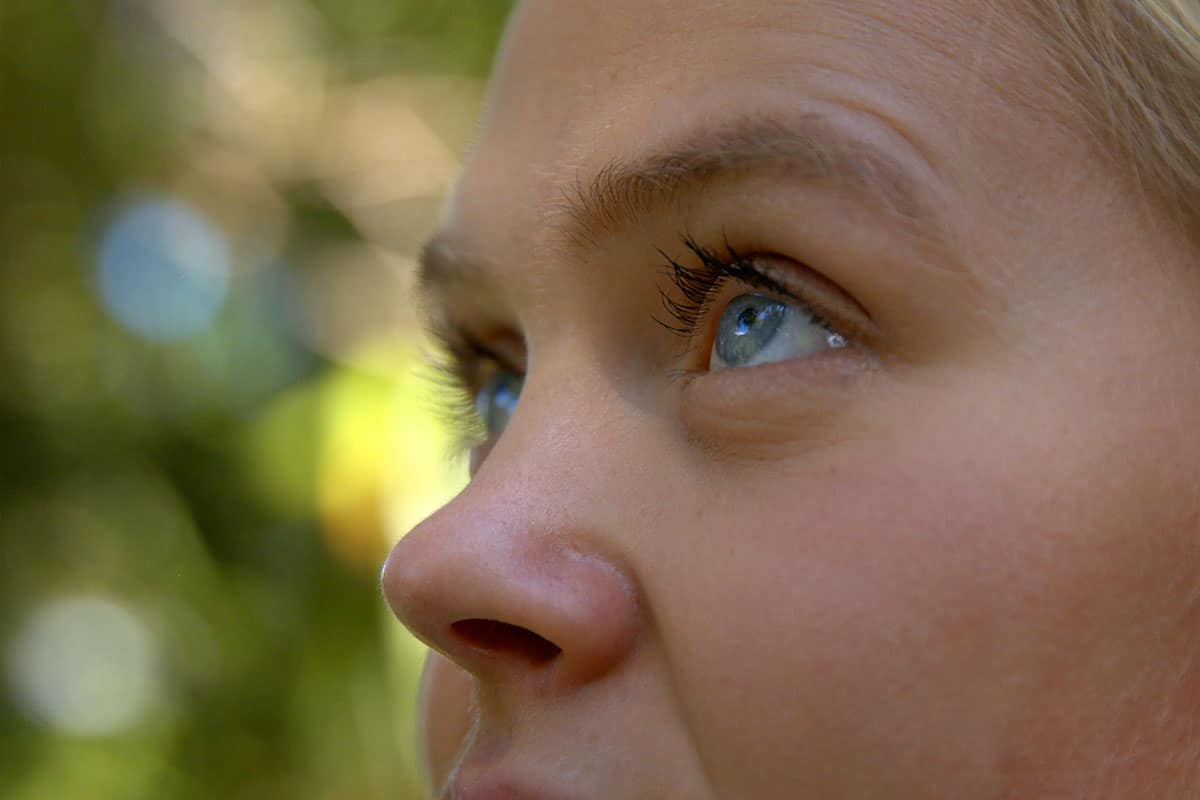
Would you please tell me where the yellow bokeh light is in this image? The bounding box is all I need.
[293,340,469,574]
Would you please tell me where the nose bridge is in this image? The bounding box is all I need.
[381,375,644,691]
[478,347,647,519]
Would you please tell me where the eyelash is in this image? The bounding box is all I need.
[426,234,839,453]
[424,327,494,456]
[657,234,833,345]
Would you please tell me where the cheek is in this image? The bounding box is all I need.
[648,378,1200,797]
[652,460,1020,795]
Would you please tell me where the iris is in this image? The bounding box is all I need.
[712,293,845,370]
[476,372,523,436]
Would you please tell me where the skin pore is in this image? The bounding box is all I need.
[381,1,1200,798]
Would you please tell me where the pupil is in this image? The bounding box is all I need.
[735,306,760,335]
[715,294,787,368]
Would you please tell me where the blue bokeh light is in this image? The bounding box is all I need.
[97,197,231,341]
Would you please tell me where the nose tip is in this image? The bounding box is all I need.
[381,503,639,688]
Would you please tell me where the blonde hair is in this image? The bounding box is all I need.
[1030,1,1200,225]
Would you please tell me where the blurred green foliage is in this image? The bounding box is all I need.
[0,1,511,797]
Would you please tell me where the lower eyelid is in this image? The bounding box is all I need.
[676,352,876,459]
[693,339,873,385]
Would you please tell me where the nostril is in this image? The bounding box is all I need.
[451,618,562,664]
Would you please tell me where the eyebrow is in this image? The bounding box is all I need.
[417,234,482,296]
[417,112,939,293]
[556,112,934,250]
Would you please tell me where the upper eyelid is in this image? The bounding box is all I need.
[705,243,876,335]
[718,259,805,306]
[721,261,841,331]
[429,325,486,383]
[659,237,845,339]
[691,237,790,295]
[432,237,861,379]
[429,321,525,390]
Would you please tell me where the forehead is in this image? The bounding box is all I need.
[429,0,1060,299]
[492,0,1009,109]
[446,0,1050,249]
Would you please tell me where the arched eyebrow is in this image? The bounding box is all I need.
[554,112,941,251]
[417,112,943,294]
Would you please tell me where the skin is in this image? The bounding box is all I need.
[381,1,1200,798]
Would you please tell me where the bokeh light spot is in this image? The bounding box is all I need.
[96,197,231,340]
[5,595,163,736]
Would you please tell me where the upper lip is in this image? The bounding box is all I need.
[443,775,569,800]
[442,725,582,800]
[443,759,574,800]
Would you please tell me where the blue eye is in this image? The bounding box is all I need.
[475,372,523,437]
[711,293,846,370]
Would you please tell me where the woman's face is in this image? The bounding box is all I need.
[382,1,1200,798]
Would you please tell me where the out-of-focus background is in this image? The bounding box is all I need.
[0,2,511,797]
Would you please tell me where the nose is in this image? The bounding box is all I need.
[381,481,640,689]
